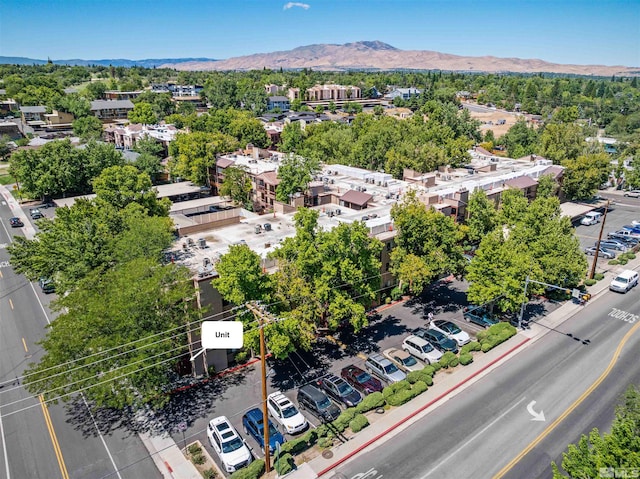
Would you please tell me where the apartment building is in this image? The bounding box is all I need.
[103,122,178,155]
[90,99,134,122]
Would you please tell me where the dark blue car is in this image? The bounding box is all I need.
[463,307,500,328]
[242,408,285,453]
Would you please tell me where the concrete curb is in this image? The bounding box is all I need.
[313,337,531,479]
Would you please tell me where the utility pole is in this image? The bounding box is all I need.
[246,302,272,473]
[589,201,610,280]
[518,276,530,329]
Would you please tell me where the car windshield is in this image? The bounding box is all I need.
[402,355,418,366]
[356,371,372,383]
[221,437,244,453]
[281,405,298,418]
[383,362,399,374]
[431,330,445,341]
[614,276,629,283]
[337,382,353,395]
[446,323,461,334]
[421,343,434,353]
[317,397,331,409]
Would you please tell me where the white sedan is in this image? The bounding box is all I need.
[431,320,471,346]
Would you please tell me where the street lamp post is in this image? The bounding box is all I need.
[589,201,610,280]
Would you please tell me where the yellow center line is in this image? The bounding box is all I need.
[21,337,28,352]
[493,319,640,479]
[0,269,3,278]
[39,394,70,479]
[9,298,13,310]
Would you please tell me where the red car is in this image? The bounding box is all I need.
[340,365,383,395]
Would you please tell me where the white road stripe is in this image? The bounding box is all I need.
[82,394,123,479]
[0,410,10,479]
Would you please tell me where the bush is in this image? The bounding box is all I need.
[609,259,620,265]
[449,357,459,368]
[385,297,392,304]
[187,443,202,456]
[594,273,605,281]
[475,330,488,342]
[382,380,410,398]
[422,365,436,376]
[202,469,218,479]
[318,437,333,449]
[618,258,628,265]
[624,253,636,260]
[391,286,403,300]
[234,350,249,364]
[584,278,597,286]
[431,361,442,372]
[349,414,370,433]
[407,369,434,386]
[461,341,481,354]
[459,352,473,365]
[385,388,415,407]
[411,380,428,396]
[280,430,316,455]
[229,459,265,479]
[439,351,457,368]
[355,392,385,413]
[191,453,205,465]
[275,453,295,476]
[332,408,357,432]
[478,323,517,353]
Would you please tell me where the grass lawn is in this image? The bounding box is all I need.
[0,173,16,185]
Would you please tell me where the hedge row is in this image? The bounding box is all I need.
[229,459,265,479]
[275,453,295,476]
[476,323,517,353]
[459,352,473,365]
[355,391,385,413]
[439,351,458,368]
[461,341,481,355]
[407,369,434,386]
[349,414,370,433]
[385,380,428,406]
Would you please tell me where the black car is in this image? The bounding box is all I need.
[415,328,459,354]
[296,384,341,421]
[9,217,23,227]
[462,306,500,328]
[39,278,55,294]
[316,374,362,408]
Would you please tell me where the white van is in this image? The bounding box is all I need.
[581,211,603,226]
[610,269,639,293]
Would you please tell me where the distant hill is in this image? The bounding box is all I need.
[160,41,639,77]
[0,56,218,68]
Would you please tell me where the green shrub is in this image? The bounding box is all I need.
[332,408,357,432]
[449,357,459,368]
[391,286,403,300]
[280,431,315,455]
[476,330,488,342]
[481,342,493,353]
[461,341,481,354]
[618,258,628,265]
[385,297,392,304]
[625,253,636,259]
[608,259,620,265]
[234,350,249,364]
[594,273,605,281]
[191,453,205,465]
[411,380,428,396]
[439,351,457,368]
[318,437,333,449]
[275,453,295,475]
[315,424,328,438]
[202,469,218,479]
[355,392,385,413]
[187,443,202,455]
[385,388,415,407]
[431,361,442,372]
[407,369,434,386]
[349,414,370,433]
[382,380,410,398]
[459,352,473,365]
[229,459,265,479]
[584,278,597,286]
[423,365,436,376]
[478,323,517,353]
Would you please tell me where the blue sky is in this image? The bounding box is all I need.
[1,0,638,66]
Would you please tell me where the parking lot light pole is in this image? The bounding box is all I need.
[589,200,610,280]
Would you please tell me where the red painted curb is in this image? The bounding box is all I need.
[315,336,532,478]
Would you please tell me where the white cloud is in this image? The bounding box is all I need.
[283,2,310,10]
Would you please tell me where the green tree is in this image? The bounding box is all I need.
[168,132,239,185]
[498,188,529,227]
[22,258,197,409]
[72,116,103,142]
[219,165,252,208]
[56,93,91,118]
[128,102,157,125]
[280,121,305,153]
[275,154,320,203]
[552,385,640,478]
[133,136,164,158]
[536,174,558,199]
[465,189,498,243]
[562,153,610,200]
[134,152,163,183]
[214,244,271,305]
[538,123,585,164]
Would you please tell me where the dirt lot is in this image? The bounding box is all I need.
[467,109,521,138]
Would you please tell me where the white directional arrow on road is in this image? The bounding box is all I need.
[527,400,546,421]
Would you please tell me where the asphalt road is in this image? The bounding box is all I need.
[329,283,640,479]
[0,197,160,479]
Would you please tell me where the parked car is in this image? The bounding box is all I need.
[609,269,639,293]
[207,416,253,473]
[242,408,285,453]
[40,201,56,209]
[9,217,23,227]
[415,328,459,354]
[29,208,44,219]
[296,384,341,421]
[597,240,629,252]
[364,352,407,383]
[401,335,443,364]
[39,278,55,294]
[623,190,640,198]
[631,220,640,227]
[382,347,425,372]
[431,320,471,346]
[316,374,363,408]
[584,246,615,259]
[340,365,383,395]
[463,306,500,328]
[607,230,640,242]
[267,391,308,434]
[622,225,640,234]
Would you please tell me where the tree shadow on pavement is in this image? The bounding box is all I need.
[406,282,470,316]
[338,315,410,355]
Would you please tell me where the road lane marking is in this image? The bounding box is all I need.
[420,397,527,478]
[493,319,640,478]
[39,394,69,479]
[0,410,10,479]
[81,394,123,479]
[21,338,27,353]
[8,299,13,310]
[0,270,3,278]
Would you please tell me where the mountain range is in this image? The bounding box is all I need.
[3,41,638,76]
